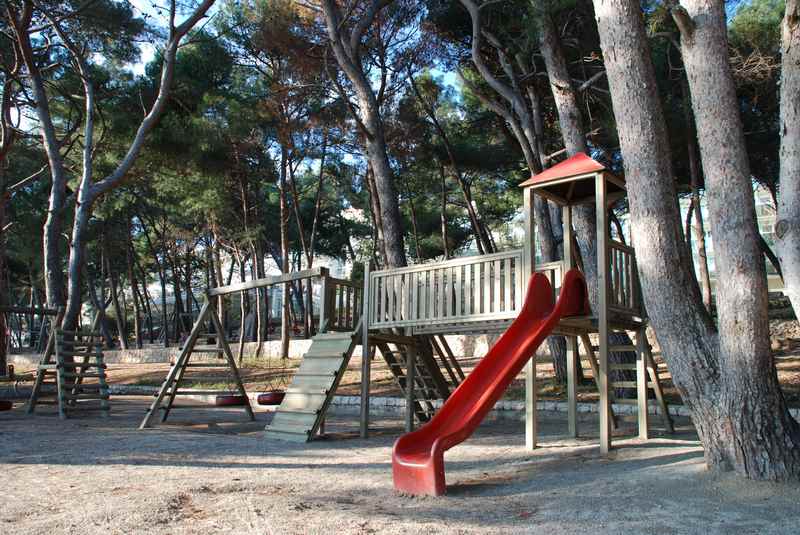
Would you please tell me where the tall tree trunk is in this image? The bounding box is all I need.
[279,148,291,361]
[364,165,389,267]
[109,273,127,350]
[212,230,226,330]
[235,248,249,362]
[84,264,114,349]
[8,7,67,308]
[439,163,450,259]
[594,0,800,479]
[320,0,407,268]
[159,265,168,347]
[681,76,713,310]
[777,2,800,313]
[408,196,424,261]
[674,0,800,476]
[184,250,192,323]
[286,159,313,337]
[0,169,7,375]
[126,234,142,349]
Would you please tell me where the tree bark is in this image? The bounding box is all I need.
[320,0,407,267]
[439,163,450,259]
[7,4,67,308]
[777,2,800,313]
[109,266,128,350]
[680,75,713,310]
[279,148,291,361]
[364,164,389,267]
[127,238,143,349]
[408,196,424,261]
[594,0,800,479]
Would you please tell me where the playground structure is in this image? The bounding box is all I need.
[137,153,672,495]
[387,153,673,494]
[139,267,363,429]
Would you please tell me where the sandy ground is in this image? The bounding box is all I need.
[2,397,799,534]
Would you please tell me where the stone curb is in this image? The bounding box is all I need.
[5,385,799,421]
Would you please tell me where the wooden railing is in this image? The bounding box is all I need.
[365,240,644,332]
[608,240,642,317]
[368,249,526,330]
[207,267,362,337]
[321,276,362,332]
[534,260,564,302]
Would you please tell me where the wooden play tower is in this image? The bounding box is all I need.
[354,153,671,453]
[241,153,671,449]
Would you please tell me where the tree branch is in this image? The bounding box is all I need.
[90,0,216,199]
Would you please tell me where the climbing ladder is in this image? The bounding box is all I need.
[581,330,674,434]
[265,325,362,442]
[139,301,255,429]
[27,328,110,419]
[372,334,454,423]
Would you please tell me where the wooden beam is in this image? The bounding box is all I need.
[139,301,212,429]
[523,186,538,450]
[567,335,578,437]
[360,262,371,439]
[208,267,328,297]
[635,327,649,440]
[405,342,416,432]
[596,172,611,455]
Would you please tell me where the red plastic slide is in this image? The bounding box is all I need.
[392,269,589,496]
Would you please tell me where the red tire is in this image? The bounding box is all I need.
[257,391,285,406]
[214,395,249,407]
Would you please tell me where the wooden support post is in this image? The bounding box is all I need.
[596,173,611,455]
[644,342,675,433]
[525,359,537,450]
[319,275,329,333]
[563,204,573,270]
[359,263,371,438]
[405,343,416,433]
[567,335,578,437]
[635,327,650,440]
[523,186,538,450]
[139,302,211,429]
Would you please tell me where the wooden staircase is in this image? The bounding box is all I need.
[27,329,110,419]
[265,328,361,442]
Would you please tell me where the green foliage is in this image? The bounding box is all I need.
[730,0,785,52]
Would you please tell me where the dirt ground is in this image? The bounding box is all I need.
[1,397,799,534]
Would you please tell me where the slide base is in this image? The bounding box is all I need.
[392,451,446,496]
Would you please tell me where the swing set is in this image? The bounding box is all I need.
[139,267,361,428]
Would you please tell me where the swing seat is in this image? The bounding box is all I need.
[0,400,13,411]
[214,394,249,407]
[257,391,285,406]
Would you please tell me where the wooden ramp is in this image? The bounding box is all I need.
[265,328,361,442]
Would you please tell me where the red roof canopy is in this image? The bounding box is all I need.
[519,153,606,188]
